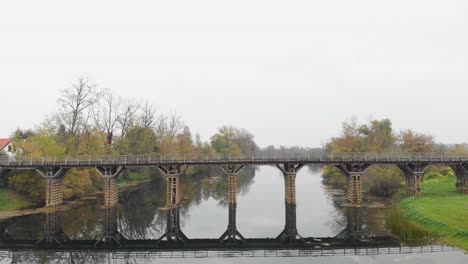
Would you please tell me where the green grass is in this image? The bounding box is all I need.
[0,187,33,211]
[400,176,468,251]
[386,208,438,246]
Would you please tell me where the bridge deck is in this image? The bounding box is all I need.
[1,153,468,168]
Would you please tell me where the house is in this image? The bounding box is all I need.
[0,138,15,157]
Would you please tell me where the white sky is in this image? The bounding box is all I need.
[0,0,467,148]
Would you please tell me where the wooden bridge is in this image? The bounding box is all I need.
[0,153,464,258]
[0,153,468,208]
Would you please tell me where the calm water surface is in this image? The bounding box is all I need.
[1,166,466,263]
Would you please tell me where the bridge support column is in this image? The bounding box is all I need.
[36,167,69,207]
[346,173,362,205]
[449,164,468,194]
[397,163,429,196]
[336,163,371,207]
[219,164,245,244]
[96,166,125,207]
[157,165,187,207]
[36,211,69,247]
[95,205,125,247]
[157,165,189,245]
[276,163,305,243]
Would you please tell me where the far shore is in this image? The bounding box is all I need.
[0,180,151,218]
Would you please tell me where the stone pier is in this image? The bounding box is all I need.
[449,164,468,194]
[219,164,245,244]
[346,173,362,205]
[156,165,189,245]
[397,163,429,196]
[157,165,187,207]
[36,167,69,207]
[95,166,125,207]
[336,163,370,206]
[276,163,304,243]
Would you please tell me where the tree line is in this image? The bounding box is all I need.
[2,77,261,203]
[2,77,467,204]
[323,117,466,198]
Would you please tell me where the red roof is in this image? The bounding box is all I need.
[0,138,12,150]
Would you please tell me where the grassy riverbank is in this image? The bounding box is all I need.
[0,187,33,211]
[400,176,468,251]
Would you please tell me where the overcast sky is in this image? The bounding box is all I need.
[0,0,467,148]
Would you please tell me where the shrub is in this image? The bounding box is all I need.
[8,171,46,201]
[424,171,446,181]
[363,166,403,198]
[322,165,346,188]
[63,169,98,199]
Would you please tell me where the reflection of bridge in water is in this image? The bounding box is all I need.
[0,206,457,259]
[0,169,458,260]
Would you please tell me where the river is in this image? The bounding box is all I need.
[1,166,466,263]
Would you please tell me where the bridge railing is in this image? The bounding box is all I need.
[1,152,468,166]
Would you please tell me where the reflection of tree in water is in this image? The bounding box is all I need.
[6,167,392,243]
[197,167,256,207]
[3,167,257,246]
[116,167,256,239]
[118,177,165,239]
[64,200,103,240]
[326,207,347,236]
[8,251,121,264]
[323,188,402,238]
[3,214,43,240]
[0,219,11,243]
[322,185,347,235]
[322,188,373,238]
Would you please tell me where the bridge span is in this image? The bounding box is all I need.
[0,153,467,207]
[0,154,464,258]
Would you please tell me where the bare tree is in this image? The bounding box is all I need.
[57,76,101,138]
[138,101,157,129]
[166,110,184,139]
[92,89,121,145]
[154,113,167,142]
[152,110,185,144]
[117,99,140,141]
